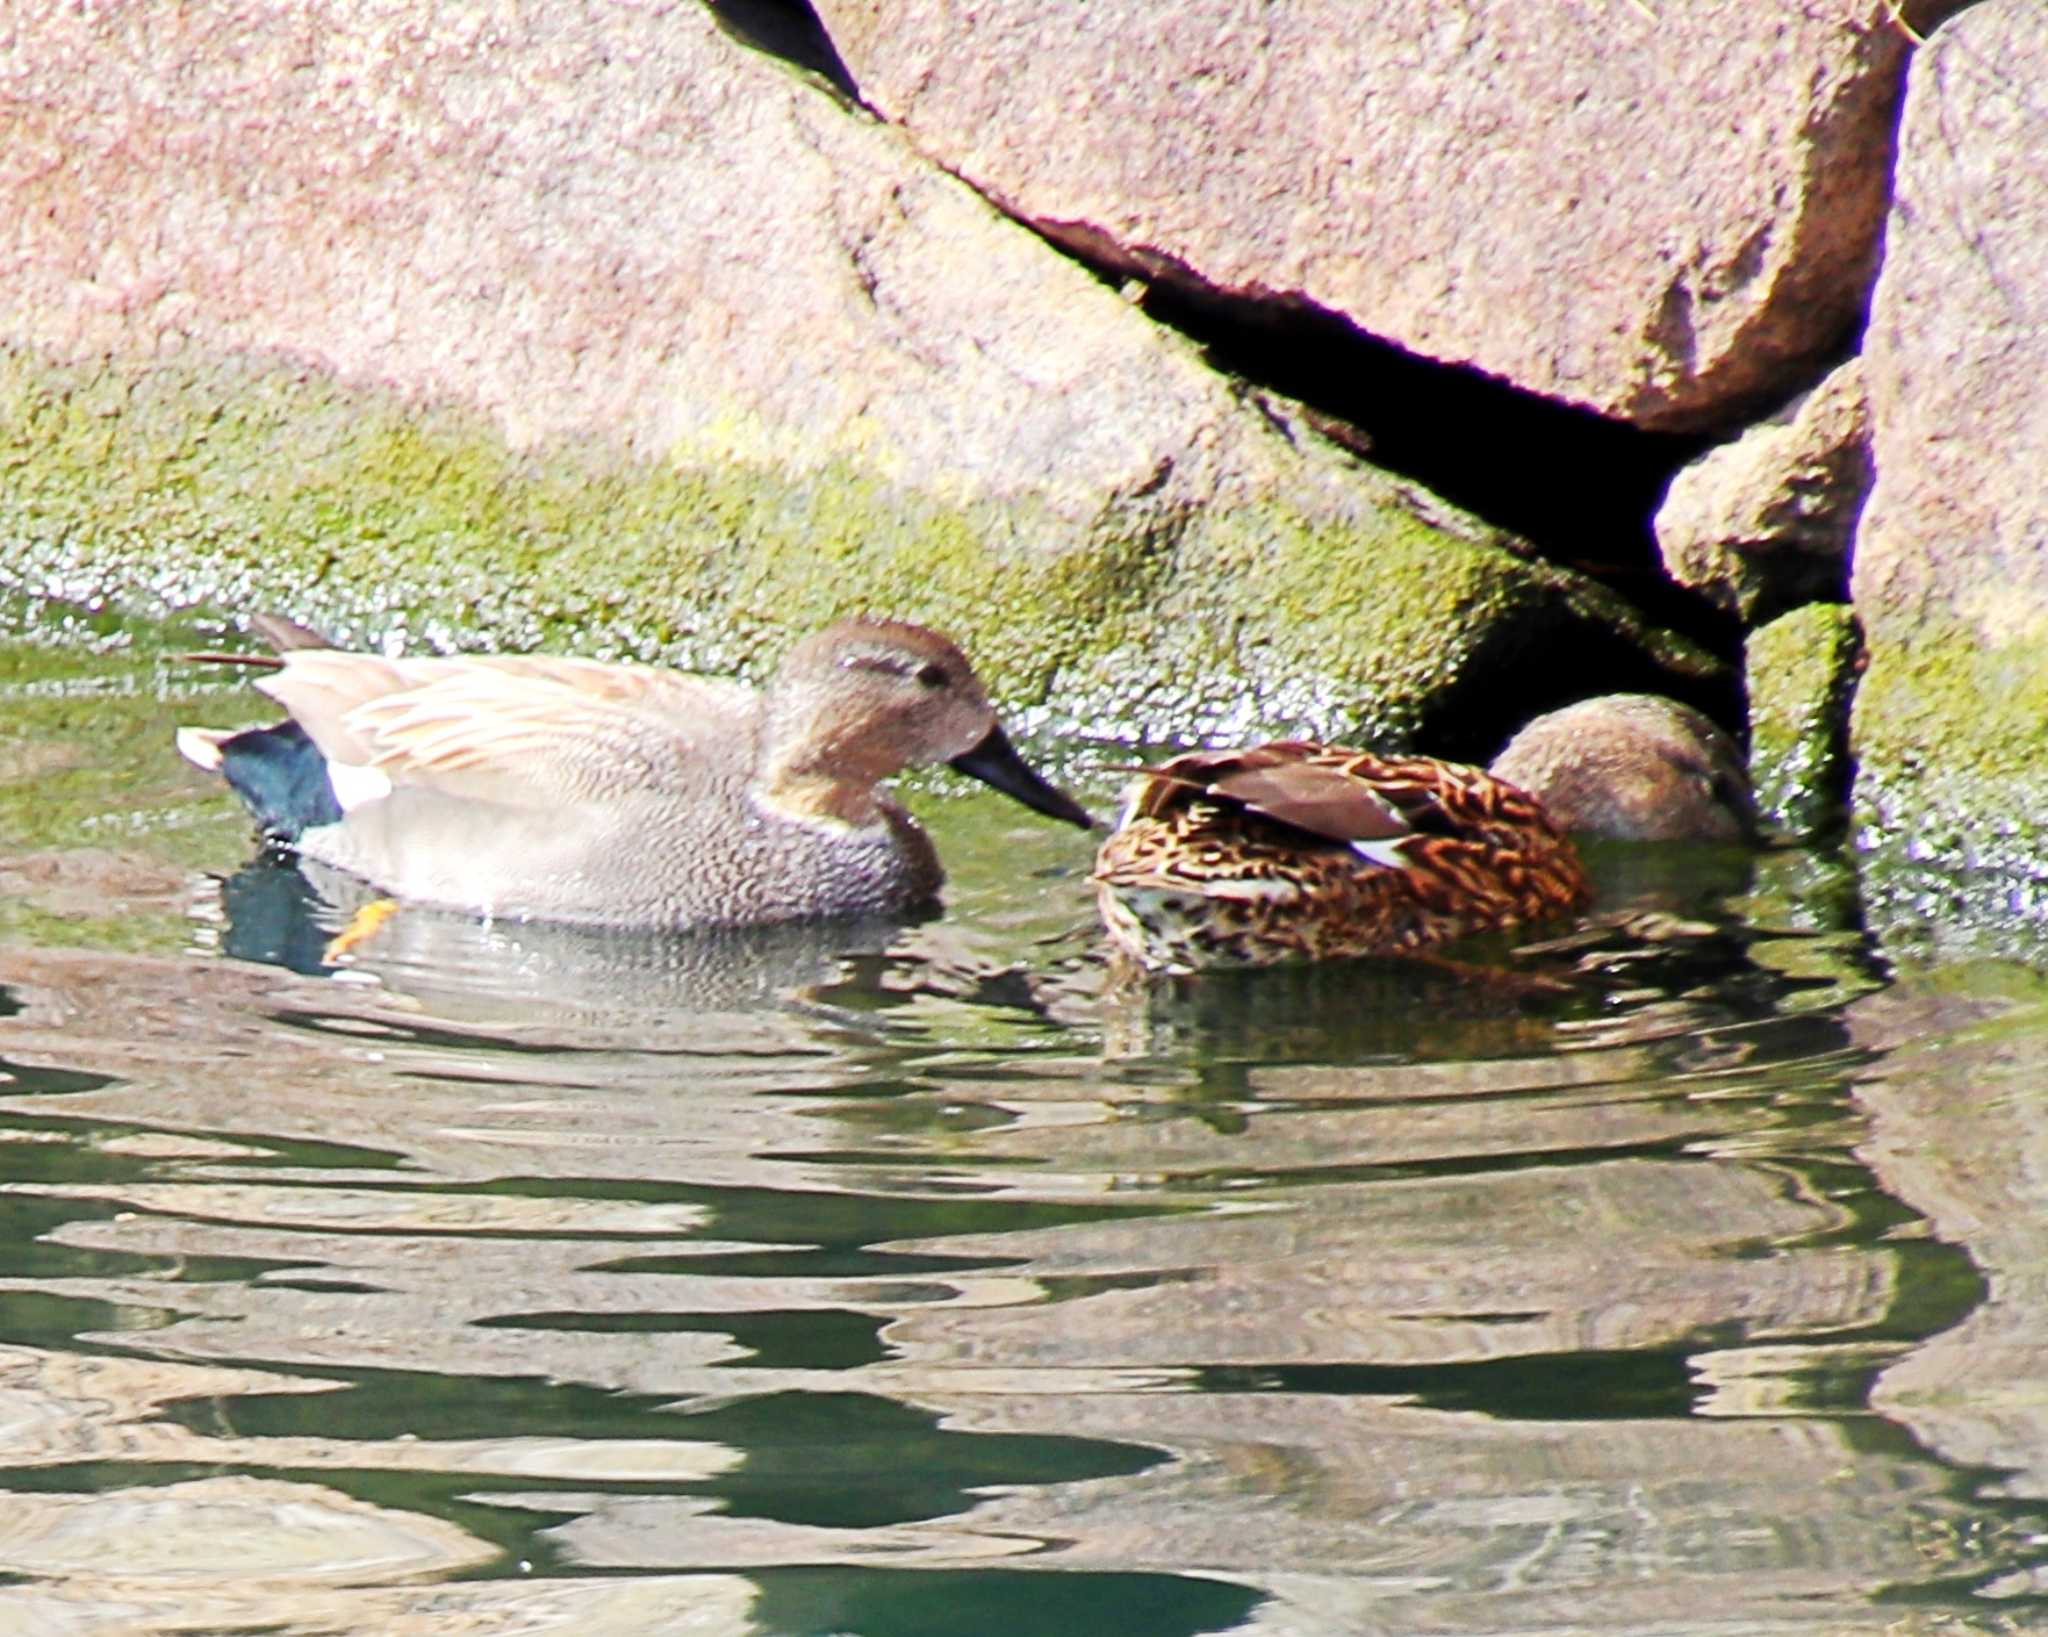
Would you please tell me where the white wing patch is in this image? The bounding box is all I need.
[174,726,230,773]
[327,760,395,812]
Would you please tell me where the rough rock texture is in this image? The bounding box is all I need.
[816,0,1952,431]
[1745,603,1861,839]
[1849,0,2048,924]
[0,0,1709,744]
[1657,359,1871,623]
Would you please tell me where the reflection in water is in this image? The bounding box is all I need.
[0,627,2044,1631]
[221,854,934,1029]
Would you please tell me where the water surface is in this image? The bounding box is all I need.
[0,606,2044,1635]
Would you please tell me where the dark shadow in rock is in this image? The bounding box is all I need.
[1142,286,1736,618]
[1136,285,1764,756]
[708,0,861,102]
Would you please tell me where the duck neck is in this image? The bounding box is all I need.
[758,713,892,828]
[760,767,885,828]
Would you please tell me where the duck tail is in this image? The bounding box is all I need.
[180,611,338,671]
[178,719,342,846]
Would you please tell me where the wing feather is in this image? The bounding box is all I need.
[255,651,755,809]
[1207,760,1412,844]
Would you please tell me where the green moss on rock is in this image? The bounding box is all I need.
[1745,602,1860,837]
[0,342,1715,746]
[1851,621,2048,942]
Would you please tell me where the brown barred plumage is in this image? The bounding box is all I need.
[1093,741,1590,973]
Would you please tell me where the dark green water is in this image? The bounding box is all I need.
[0,604,2044,1634]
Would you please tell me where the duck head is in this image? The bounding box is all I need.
[1489,694,1757,843]
[766,618,1093,828]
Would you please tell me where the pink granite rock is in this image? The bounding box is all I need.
[0,0,1713,743]
[0,0,1288,503]
[1656,359,1870,622]
[1848,0,2048,906]
[816,0,1956,431]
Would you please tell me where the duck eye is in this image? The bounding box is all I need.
[915,662,950,690]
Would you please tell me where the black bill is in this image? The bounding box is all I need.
[949,724,1096,829]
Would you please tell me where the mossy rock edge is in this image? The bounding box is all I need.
[1745,603,1861,838]
[1852,622,2048,953]
[0,343,1715,752]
